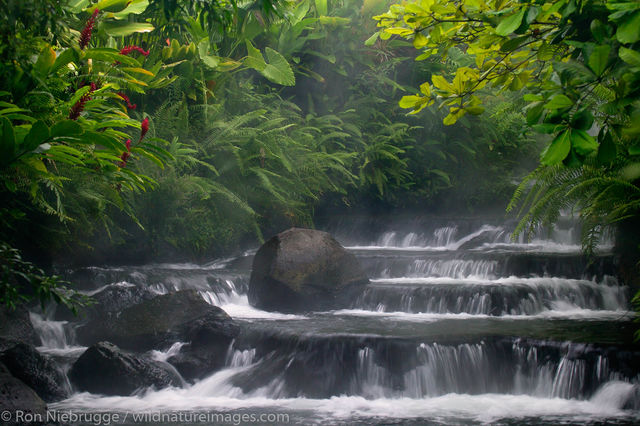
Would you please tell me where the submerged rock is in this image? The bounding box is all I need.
[69,342,181,396]
[75,290,239,352]
[0,339,69,402]
[0,362,47,422]
[248,228,369,312]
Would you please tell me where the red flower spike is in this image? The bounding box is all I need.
[119,45,150,57]
[117,92,137,110]
[79,9,100,50]
[140,117,149,141]
[68,83,97,120]
[119,151,130,168]
[125,139,131,151]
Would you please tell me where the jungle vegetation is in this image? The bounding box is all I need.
[0,0,638,311]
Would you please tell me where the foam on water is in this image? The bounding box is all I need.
[51,382,638,424]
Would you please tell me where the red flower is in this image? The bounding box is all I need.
[166,38,171,46]
[79,9,100,50]
[140,117,149,141]
[68,83,97,120]
[119,151,130,168]
[125,139,132,151]
[119,45,150,57]
[117,92,137,110]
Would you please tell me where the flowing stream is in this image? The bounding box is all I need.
[37,220,640,425]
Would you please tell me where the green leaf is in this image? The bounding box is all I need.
[616,10,640,44]
[261,48,295,86]
[526,102,544,125]
[23,121,50,152]
[315,0,328,16]
[541,129,571,165]
[597,131,617,165]
[543,94,573,110]
[365,32,380,46]
[52,48,80,73]
[89,0,130,13]
[571,109,594,131]
[51,120,83,137]
[570,129,598,155]
[245,41,266,71]
[0,117,16,163]
[101,21,154,37]
[587,45,610,76]
[619,46,640,67]
[34,46,56,76]
[495,8,526,36]
[590,19,607,43]
[629,144,640,156]
[111,0,149,18]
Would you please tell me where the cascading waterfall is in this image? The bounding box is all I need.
[39,221,640,424]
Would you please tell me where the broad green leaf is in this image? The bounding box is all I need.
[84,48,140,66]
[570,129,598,155]
[121,67,154,76]
[88,0,130,13]
[465,106,485,115]
[413,33,428,49]
[365,32,380,46]
[571,109,594,131]
[34,46,56,76]
[431,75,453,92]
[101,21,155,37]
[398,95,424,109]
[619,46,640,67]
[616,10,640,44]
[590,19,607,43]
[541,129,571,165]
[629,144,640,156]
[261,48,295,86]
[315,0,327,16]
[495,8,526,36]
[544,94,573,110]
[597,131,617,165]
[111,0,149,18]
[51,120,83,137]
[52,48,80,73]
[245,41,266,71]
[0,117,16,162]
[23,121,50,152]
[587,45,610,76]
[526,102,544,125]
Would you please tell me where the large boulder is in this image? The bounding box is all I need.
[0,306,38,345]
[0,362,47,423]
[0,340,69,402]
[69,342,181,396]
[248,228,369,313]
[75,290,238,352]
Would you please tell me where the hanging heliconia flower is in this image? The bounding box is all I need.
[119,45,150,57]
[120,139,132,167]
[69,82,97,120]
[117,92,136,110]
[140,117,149,141]
[79,9,100,50]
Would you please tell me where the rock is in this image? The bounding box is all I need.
[56,282,156,322]
[248,228,369,312]
[0,306,38,345]
[0,362,47,423]
[75,290,239,352]
[69,342,181,396]
[0,339,69,402]
[166,310,239,381]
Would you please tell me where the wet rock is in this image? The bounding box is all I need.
[248,228,369,313]
[75,290,238,352]
[0,362,47,423]
[69,342,181,396]
[56,282,156,322]
[0,306,38,345]
[166,310,239,381]
[0,339,69,402]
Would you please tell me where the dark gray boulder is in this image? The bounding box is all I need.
[75,290,239,352]
[248,228,369,312]
[69,342,181,396]
[167,310,239,381]
[0,340,69,402]
[0,306,38,345]
[0,362,47,423]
